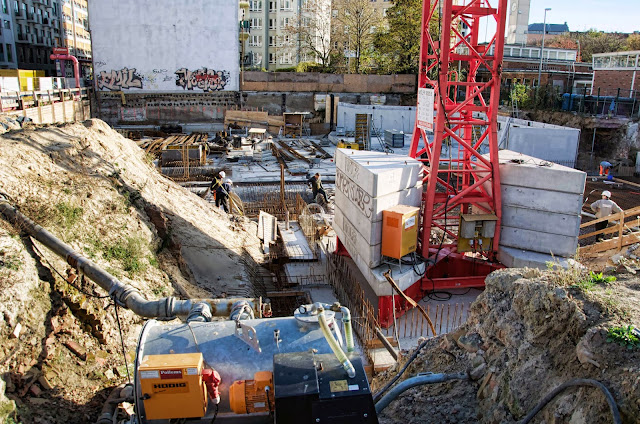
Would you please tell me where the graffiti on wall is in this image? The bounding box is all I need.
[97,68,143,91]
[175,68,229,92]
[336,169,373,218]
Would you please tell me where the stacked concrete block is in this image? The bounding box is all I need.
[333,148,422,269]
[483,150,586,268]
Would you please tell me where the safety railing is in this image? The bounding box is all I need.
[579,205,640,255]
[0,87,90,112]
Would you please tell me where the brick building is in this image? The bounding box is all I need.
[591,51,640,98]
[479,44,592,92]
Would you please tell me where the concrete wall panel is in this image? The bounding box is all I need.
[334,185,422,245]
[501,206,581,238]
[89,0,239,92]
[500,226,578,257]
[336,102,416,134]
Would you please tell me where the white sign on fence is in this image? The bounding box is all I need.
[417,87,434,132]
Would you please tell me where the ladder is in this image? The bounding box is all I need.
[354,113,371,150]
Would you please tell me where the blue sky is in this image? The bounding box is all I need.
[479,0,639,42]
[527,0,640,33]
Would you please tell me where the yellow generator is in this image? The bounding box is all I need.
[381,205,420,260]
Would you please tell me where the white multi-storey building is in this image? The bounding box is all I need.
[244,0,331,70]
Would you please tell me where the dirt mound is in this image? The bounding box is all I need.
[374,268,640,423]
[0,119,264,422]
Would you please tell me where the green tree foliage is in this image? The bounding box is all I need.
[546,30,626,62]
[625,33,640,51]
[372,0,439,74]
[333,0,383,74]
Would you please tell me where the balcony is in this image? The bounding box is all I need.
[16,33,28,42]
[27,13,37,23]
[14,10,26,20]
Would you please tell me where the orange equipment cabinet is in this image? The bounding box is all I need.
[381,205,420,260]
[138,353,208,420]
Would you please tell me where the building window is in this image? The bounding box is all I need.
[269,1,276,11]
[268,35,276,46]
[280,52,292,64]
[249,0,262,11]
[1,0,6,14]
[250,18,262,29]
[249,35,262,47]
[280,17,289,28]
[6,43,12,62]
[269,18,276,30]
[0,44,4,62]
[269,53,276,64]
[280,0,291,11]
[332,9,338,17]
[252,52,262,65]
[12,0,16,13]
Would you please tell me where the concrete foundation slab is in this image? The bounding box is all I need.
[335,149,422,198]
[500,226,578,257]
[498,246,572,269]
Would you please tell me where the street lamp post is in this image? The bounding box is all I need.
[537,7,551,87]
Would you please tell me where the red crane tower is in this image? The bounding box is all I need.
[409,0,508,290]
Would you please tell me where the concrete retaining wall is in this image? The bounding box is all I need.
[241,72,416,93]
[89,0,239,92]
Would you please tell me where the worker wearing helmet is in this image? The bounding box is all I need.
[209,170,226,201]
[216,178,233,214]
[590,190,622,242]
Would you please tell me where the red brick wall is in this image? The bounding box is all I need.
[592,69,637,96]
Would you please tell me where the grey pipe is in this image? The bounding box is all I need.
[375,372,468,414]
[0,196,260,319]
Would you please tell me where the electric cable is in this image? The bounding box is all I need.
[520,379,621,424]
[113,301,131,383]
[372,337,431,403]
[209,403,219,424]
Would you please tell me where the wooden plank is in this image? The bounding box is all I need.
[266,290,307,298]
[277,140,311,163]
[579,232,640,255]
[308,139,332,159]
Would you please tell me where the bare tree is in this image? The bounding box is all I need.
[333,0,383,73]
[282,0,334,69]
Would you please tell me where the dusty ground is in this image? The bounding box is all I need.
[0,119,264,422]
[373,267,640,424]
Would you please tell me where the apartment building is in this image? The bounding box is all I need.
[245,0,331,70]
[0,0,17,68]
[12,0,62,75]
[61,0,90,79]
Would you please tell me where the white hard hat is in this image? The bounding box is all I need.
[219,171,226,178]
[226,179,233,185]
[602,190,611,198]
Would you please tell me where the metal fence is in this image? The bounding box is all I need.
[501,84,640,118]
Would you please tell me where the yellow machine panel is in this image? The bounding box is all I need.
[337,141,361,150]
[381,205,420,259]
[456,214,498,252]
[138,353,207,420]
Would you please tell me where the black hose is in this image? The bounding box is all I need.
[372,337,431,403]
[520,378,621,424]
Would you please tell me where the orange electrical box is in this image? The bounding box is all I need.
[138,353,207,420]
[381,205,420,259]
